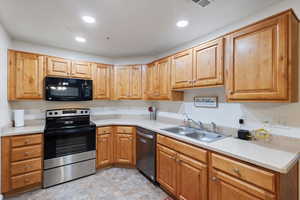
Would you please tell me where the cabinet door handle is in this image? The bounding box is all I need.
[233,168,241,176]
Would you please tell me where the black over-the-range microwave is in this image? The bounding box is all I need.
[45,77,93,101]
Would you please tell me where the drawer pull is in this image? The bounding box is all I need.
[24,152,30,156]
[211,176,218,181]
[233,168,241,176]
[24,139,30,144]
[24,178,30,183]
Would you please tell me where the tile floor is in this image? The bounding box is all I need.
[7,168,170,200]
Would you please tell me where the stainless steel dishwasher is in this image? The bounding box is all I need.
[136,127,156,183]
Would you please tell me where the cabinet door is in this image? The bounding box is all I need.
[130,65,142,99]
[226,14,290,101]
[177,154,207,200]
[47,57,71,77]
[93,64,111,99]
[157,144,177,195]
[71,61,92,79]
[146,63,159,98]
[115,134,133,164]
[210,169,276,200]
[15,52,45,99]
[157,57,171,99]
[97,133,113,168]
[171,49,193,89]
[114,66,131,99]
[193,38,224,87]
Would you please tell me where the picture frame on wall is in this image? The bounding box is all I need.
[194,96,218,108]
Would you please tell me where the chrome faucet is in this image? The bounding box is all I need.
[183,113,205,130]
[211,122,217,132]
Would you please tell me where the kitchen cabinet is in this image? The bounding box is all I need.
[225,10,298,102]
[97,127,113,169]
[93,63,112,100]
[171,49,193,89]
[8,50,45,100]
[113,65,142,100]
[1,134,43,195]
[193,38,224,87]
[71,61,92,79]
[157,135,208,199]
[114,126,136,166]
[146,58,183,101]
[47,56,71,77]
[47,57,92,79]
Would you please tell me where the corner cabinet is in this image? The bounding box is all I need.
[93,63,112,100]
[8,50,45,100]
[113,65,143,100]
[225,10,299,102]
[146,58,183,101]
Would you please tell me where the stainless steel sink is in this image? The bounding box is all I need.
[162,126,227,143]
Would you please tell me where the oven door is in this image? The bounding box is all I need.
[44,126,96,161]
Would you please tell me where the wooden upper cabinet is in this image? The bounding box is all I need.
[114,66,131,99]
[171,49,193,89]
[71,61,92,79]
[8,51,45,100]
[225,11,298,102]
[130,65,143,99]
[47,56,71,77]
[93,63,112,100]
[193,38,224,87]
[113,65,142,100]
[146,58,184,101]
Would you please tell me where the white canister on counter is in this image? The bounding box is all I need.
[14,110,24,127]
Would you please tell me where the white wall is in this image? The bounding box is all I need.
[0,23,11,128]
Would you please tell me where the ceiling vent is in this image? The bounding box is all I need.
[192,0,211,7]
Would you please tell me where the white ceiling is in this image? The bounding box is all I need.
[0,0,283,58]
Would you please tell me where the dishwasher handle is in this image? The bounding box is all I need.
[137,130,154,140]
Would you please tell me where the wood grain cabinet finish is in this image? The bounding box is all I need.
[193,38,224,87]
[171,49,193,89]
[157,135,208,200]
[146,58,183,101]
[225,11,298,102]
[96,127,113,168]
[8,51,45,100]
[114,126,136,166]
[93,63,112,100]
[47,56,71,77]
[2,134,43,195]
[71,61,92,79]
[113,65,142,100]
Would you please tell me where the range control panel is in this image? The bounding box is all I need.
[46,109,90,118]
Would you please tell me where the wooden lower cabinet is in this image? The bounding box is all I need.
[2,134,43,195]
[96,127,113,168]
[157,143,208,200]
[210,169,275,200]
[157,144,177,195]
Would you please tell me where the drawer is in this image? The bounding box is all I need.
[11,158,42,176]
[11,170,42,190]
[211,153,276,192]
[11,145,42,162]
[11,134,42,147]
[97,127,112,135]
[157,134,207,163]
[116,126,134,134]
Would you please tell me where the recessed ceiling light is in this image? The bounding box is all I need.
[82,16,95,24]
[176,20,189,28]
[75,36,86,43]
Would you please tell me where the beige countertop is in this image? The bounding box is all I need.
[1,119,299,174]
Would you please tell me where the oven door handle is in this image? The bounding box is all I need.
[44,126,95,136]
[137,131,154,140]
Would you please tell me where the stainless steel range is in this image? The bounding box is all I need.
[43,108,96,188]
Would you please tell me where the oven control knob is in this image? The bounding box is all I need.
[49,112,53,115]
[81,111,84,114]
[85,111,88,114]
[54,112,58,115]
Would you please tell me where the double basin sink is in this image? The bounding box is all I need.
[161,126,227,143]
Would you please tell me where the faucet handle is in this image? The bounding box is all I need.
[211,122,217,132]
